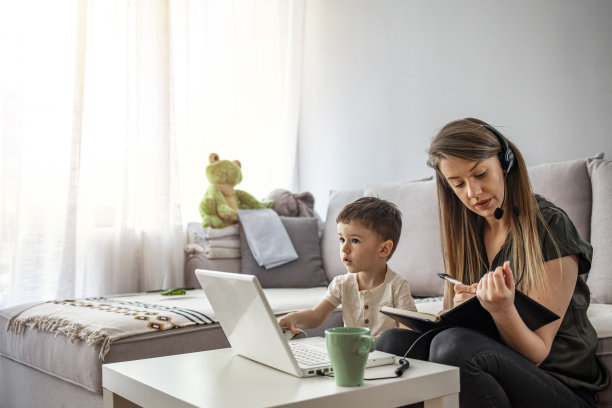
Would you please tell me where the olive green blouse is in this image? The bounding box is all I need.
[482,195,609,397]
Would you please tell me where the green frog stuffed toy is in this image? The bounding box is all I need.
[199,153,273,228]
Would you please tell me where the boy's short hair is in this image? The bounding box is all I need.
[336,197,402,259]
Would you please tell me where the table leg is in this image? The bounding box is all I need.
[424,393,459,408]
[103,388,134,408]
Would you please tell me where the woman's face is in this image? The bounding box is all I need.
[438,156,506,221]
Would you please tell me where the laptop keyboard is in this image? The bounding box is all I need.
[288,341,330,366]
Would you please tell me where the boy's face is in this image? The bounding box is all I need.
[337,221,388,274]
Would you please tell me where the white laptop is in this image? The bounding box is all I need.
[195,269,396,377]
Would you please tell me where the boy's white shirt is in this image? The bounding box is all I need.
[323,267,416,337]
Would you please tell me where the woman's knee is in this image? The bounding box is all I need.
[429,327,477,366]
[376,328,419,356]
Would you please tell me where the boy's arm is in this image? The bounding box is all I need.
[278,299,337,334]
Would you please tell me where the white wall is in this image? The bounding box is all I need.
[298,0,612,217]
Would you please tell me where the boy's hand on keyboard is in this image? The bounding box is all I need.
[283,330,296,341]
[283,329,307,340]
[278,312,302,335]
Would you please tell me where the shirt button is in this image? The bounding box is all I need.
[364,305,369,310]
[365,319,369,324]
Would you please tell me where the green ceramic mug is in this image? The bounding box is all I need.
[325,327,376,386]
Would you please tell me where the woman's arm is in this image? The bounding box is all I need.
[278,299,337,334]
[478,257,578,365]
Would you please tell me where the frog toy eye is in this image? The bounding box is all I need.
[209,153,220,163]
[233,160,242,168]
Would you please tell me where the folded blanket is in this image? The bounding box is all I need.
[204,224,240,239]
[206,238,240,249]
[6,292,214,360]
[204,246,241,259]
[187,222,241,240]
[238,209,298,269]
[187,223,241,256]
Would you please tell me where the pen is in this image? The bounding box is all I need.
[436,273,464,286]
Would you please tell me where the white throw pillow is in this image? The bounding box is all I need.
[365,177,445,297]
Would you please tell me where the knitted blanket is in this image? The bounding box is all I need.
[6,290,214,360]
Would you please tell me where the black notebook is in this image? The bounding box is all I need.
[380,290,560,338]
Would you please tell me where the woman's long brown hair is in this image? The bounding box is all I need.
[427,118,551,308]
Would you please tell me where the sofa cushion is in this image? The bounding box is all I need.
[321,188,364,282]
[528,155,598,242]
[240,217,328,288]
[587,156,612,304]
[364,177,445,297]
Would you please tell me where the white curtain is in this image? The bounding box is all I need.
[0,0,305,308]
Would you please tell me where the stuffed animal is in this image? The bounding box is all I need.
[199,153,272,228]
[266,188,316,217]
[266,188,325,237]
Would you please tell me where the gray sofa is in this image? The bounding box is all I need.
[1,154,611,407]
[187,153,612,406]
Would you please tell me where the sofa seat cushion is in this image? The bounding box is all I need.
[0,287,330,393]
[588,303,612,339]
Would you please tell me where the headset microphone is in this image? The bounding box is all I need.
[494,173,509,220]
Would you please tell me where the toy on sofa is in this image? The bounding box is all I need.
[265,188,316,217]
[199,153,272,228]
[265,188,325,237]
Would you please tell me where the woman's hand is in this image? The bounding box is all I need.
[477,260,515,315]
[453,282,477,306]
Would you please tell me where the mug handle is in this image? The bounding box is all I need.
[358,335,376,355]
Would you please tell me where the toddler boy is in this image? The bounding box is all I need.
[279,196,416,337]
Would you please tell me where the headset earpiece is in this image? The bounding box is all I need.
[483,124,515,173]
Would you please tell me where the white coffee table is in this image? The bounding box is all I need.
[103,348,459,408]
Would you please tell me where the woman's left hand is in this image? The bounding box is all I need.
[477,260,515,315]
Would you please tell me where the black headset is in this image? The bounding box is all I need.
[482,124,515,174]
[482,124,517,220]
[482,124,526,286]
[317,358,410,380]
[368,357,410,379]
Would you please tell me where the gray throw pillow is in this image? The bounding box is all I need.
[240,217,328,288]
[529,156,596,241]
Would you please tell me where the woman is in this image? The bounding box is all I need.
[377,118,609,407]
